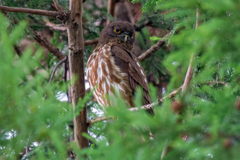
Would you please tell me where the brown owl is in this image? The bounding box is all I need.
[86,21,152,113]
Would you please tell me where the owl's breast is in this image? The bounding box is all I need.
[86,43,133,107]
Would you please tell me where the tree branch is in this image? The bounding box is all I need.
[84,38,99,46]
[45,20,67,31]
[181,54,194,93]
[53,0,66,16]
[107,0,116,24]
[67,0,88,149]
[205,81,228,87]
[14,45,22,57]
[30,28,65,60]
[89,86,182,125]
[129,86,182,111]
[0,5,59,17]
[88,116,113,126]
[182,7,202,93]
[49,56,68,83]
[124,1,135,24]
[138,32,170,61]
[134,21,152,32]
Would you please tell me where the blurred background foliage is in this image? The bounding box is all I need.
[1,0,240,159]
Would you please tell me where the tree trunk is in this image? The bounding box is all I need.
[67,0,88,148]
[107,0,116,24]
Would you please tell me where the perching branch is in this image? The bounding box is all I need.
[49,56,68,83]
[138,32,170,61]
[30,28,65,60]
[129,86,182,111]
[89,86,182,125]
[0,5,59,17]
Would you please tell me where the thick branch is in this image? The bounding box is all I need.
[138,32,170,61]
[30,28,65,60]
[0,5,59,17]
[107,0,116,24]
[124,1,135,24]
[67,0,88,149]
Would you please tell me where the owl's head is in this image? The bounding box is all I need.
[98,21,135,50]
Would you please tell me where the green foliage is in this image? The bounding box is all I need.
[2,0,240,159]
[84,0,240,159]
[0,14,74,159]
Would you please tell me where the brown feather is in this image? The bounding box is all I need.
[87,21,153,113]
[111,45,152,112]
[111,45,149,92]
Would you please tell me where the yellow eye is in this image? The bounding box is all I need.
[131,34,134,38]
[114,28,121,33]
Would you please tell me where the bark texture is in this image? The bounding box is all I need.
[67,0,88,148]
[0,5,58,17]
[107,0,116,24]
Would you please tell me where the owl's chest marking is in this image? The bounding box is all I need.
[86,43,133,107]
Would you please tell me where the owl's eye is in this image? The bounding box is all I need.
[114,28,121,33]
[131,34,134,38]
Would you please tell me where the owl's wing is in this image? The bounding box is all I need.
[111,45,153,112]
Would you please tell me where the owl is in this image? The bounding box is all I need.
[86,21,152,113]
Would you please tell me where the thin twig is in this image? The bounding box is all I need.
[134,21,152,32]
[138,32,170,61]
[63,58,68,83]
[206,81,228,87]
[14,45,22,57]
[49,56,68,83]
[63,58,69,99]
[84,38,99,46]
[53,0,66,16]
[89,86,182,126]
[129,86,182,111]
[30,28,65,60]
[45,20,67,31]
[181,7,202,94]
[88,116,113,126]
[181,54,194,93]
[0,5,59,17]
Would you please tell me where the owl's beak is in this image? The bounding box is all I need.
[124,34,130,42]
